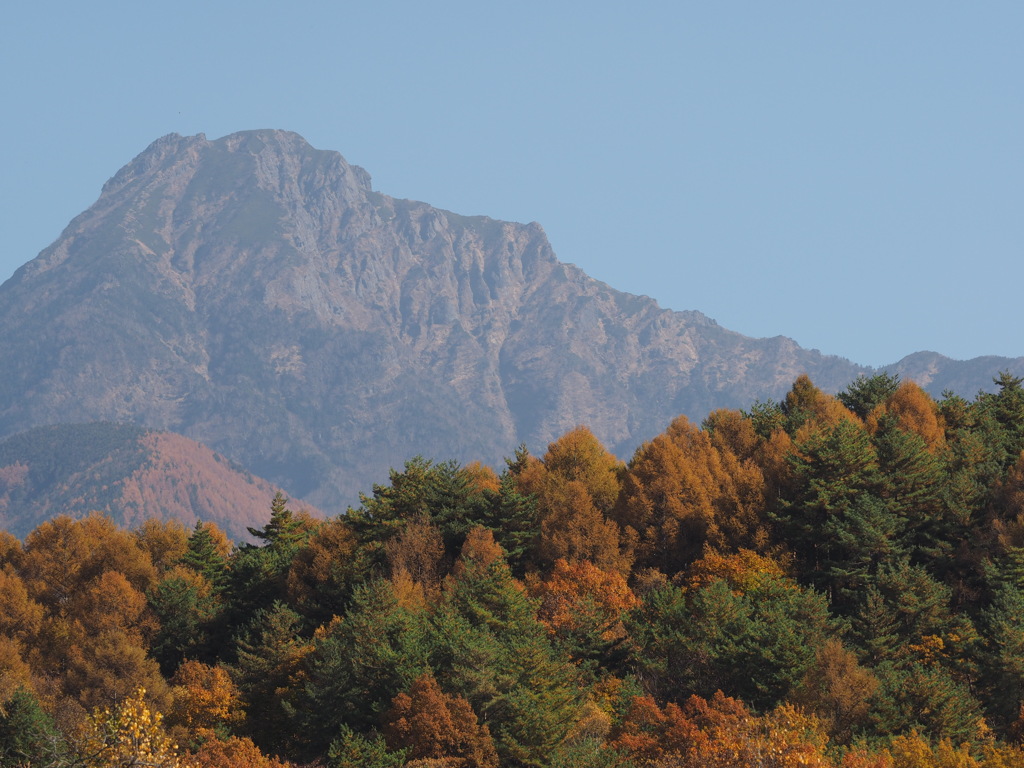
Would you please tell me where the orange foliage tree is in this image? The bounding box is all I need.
[519,427,629,574]
[788,639,879,742]
[526,558,639,665]
[681,548,790,594]
[190,735,292,768]
[189,737,290,768]
[616,415,768,576]
[383,672,498,768]
[385,513,447,604]
[135,518,191,574]
[866,381,946,453]
[528,558,639,639]
[166,660,243,747]
[285,516,360,626]
[785,374,859,440]
[0,636,35,704]
[609,691,832,768]
[0,566,43,646]
[462,461,501,495]
[20,513,158,609]
[16,514,168,716]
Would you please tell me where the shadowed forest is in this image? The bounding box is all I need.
[4,372,1024,767]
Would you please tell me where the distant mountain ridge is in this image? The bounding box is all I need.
[0,422,318,540]
[0,129,1020,512]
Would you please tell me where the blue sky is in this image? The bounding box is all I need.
[2,2,1021,367]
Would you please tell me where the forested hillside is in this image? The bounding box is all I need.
[0,423,318,541]
[4,372,1024,767]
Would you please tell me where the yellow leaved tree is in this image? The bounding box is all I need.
[78,686,186,768]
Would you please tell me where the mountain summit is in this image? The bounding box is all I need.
[0,130,1019,510]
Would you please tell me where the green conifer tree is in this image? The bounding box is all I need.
[430,529,583,767]
[0,688,66,767]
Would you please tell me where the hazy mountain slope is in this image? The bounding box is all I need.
[0,130,1020,511]
[885,352,1024,396]
[0,422,318,540]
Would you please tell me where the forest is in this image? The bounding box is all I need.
[3,372,1024,767]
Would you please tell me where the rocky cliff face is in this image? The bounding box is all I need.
[0,130,1019,511]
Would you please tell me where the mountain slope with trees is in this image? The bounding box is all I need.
[1,129,1019,512]
[0,422,319,540]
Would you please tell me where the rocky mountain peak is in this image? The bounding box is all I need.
[0,131,1020,511]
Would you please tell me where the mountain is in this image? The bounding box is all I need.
[0,422,318,540]
[0,130,1020,511]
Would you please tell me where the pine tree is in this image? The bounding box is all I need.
[839,372,901,420]
[297,579,431,755]
[823,494,904,610]
[775,418,884,598]
[328,725,406,768]
[148,567,220,673]
[0,688,66,767]
[180,521,230,593]
[980,584,1024,731]
[977,372,1024,469]
[231,602,310,753]
[627,575,834,711]
[431,528,584,767]
[229,495,313,624]
[849,585,903,664]
[247,493,307,550]
[744,398,786,439]
[477,471,539,576]
[873,414,952,568]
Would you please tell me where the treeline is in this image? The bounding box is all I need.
[4,373,1024,767]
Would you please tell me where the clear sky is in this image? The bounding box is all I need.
[2,2,1021,367]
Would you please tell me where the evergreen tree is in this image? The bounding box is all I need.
[228,494,313,625]
[180,521,230,593]
[873,415,951,567]
[976,372,1024,469]
[980,583,1024,732]
[247,492,307,549]
[0,688,66,767]
[627,575,835,711]
[148,568,220,673]
[347,457,494,567]
[744,398,786,439]
[328,725,406,768]
[775,418,885,599]
[839,372,901,420]
[868,661,984,744]
[849,585,902,665]
[297,579,431,756]
[823,494,904,610]
[475,471,539,576]
[430,528,583,768]
[849,559,978,686]
[423,462,495,557]
[231,601,309,753]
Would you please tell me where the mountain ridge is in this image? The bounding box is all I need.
[0,129,1020,511]
[0,422,319,540]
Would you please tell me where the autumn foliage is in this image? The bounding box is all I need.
[383,673,498,768]
[3,373,1024,768]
